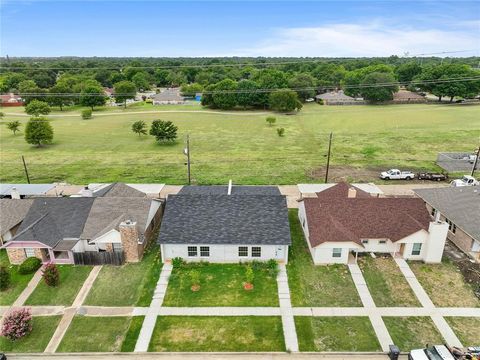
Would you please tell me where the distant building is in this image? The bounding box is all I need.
[0,93,24,107]
[392,90,426,103]
[152,88,185,105]
[315,90,363,105]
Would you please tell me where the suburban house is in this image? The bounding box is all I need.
[158,185,291,263]
[315,91,364,105]
[0,199,33,245]
[1,194,163,265]
[81,182,165,198]
[392,89,426,103]
[298,183,383,198]
[0,93,24,107]
[151,88,185,105]
[415,186,480,262]
[298,182,449,265]
[0,183,55,199]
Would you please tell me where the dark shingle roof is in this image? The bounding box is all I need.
[0,199,34,235]
[94,183,146,198]
[415,187,480,241]
[178,186,281,195]
[158,194,291,245]
[12,198,94,247]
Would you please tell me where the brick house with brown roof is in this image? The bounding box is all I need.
[298,182,449,264]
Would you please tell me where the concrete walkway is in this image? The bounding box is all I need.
[348,264,393,352]
[134,263,172,352]
[12,266,44,307]
[44,266,102,353]
[277,264,299,352]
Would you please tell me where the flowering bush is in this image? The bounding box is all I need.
[1,308,32,341]
[42,263,59,287]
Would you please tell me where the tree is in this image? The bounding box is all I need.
[277,128,285,137]
[18,79,42,105]
[0,111,4,119]
[149,120,178,142]
[154,69,170,86]
[180,83,203,97]
[360,72,399,102]
[344,64,395,97]
[114,81,137,108]
[0,308,32,340]
[132,120,147,136]
[6,121,21,135]
[236,79,260,108]
[132,72,151,90]
[266,116,276,126]
[25,116,54,147]
[253,69,288,106]
[288,73,316,101]
[312,63,346,87]
[212,79,238,109]
[47,84,72,110]
[269,89,303,112]
[25,99,51,117]
[395,62,422,83]
[80,84,106,110]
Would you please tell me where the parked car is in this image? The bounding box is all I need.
[450,175,479,187]
[417,172,448,181]
[409,345,455,360]
[380,169,415,180]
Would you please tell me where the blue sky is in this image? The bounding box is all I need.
[1,1,479,57]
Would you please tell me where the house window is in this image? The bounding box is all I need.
[412,243,422,256]
[112,243,123,252]
[379,240,387,244]
[238,247,248,257]
[361,240,369,244]
[430,208,436,217]
[188,246,197,257]
[332,248,342,258]
[251,247,261,257]
[446,219,457,234]
[24,248,35,258]
[200,246,210,257]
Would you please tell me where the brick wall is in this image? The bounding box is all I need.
[120,221,140,263]
[6,248,27,265]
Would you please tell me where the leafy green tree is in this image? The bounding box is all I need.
[80,84,106,110]
[47,84,72,110]
[18,80,42,105]
[0,111,4,119]
[288,73,316,101]
[2,72,27,91]
[360,72,399,102]
[25,117,54,147]
[253,69,288,106]
[154,69,170,86]
[6,121,21,135]
[131,72,151,90]
[395,62,422,83]
[166,71,187,87]
[344,64,395,97]
[149,120,178,142]
[212,79,238,109]
[180,83,203,97]
[312,63,346,87]
[269,89,303,112]
[25,100,51,117]
[277,127,285,137]
[114,81,137,108]
[236,79,260,108]
[132,120,147,136]
[266,116,276,126]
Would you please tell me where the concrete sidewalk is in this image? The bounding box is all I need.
[277,264,299,352]
[12,266,44,307]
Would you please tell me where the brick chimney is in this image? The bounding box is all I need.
[119,220,140,262]
[347,187,357,198]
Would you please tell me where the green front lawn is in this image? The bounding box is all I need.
[409,259,480,308]
[57,316,134,352]
[84,246,162,306]
[163,262,278,307]
[0,250,35,305]
[295,316,381,351]
[445,317,480,346]
[286,210,362,307]
[0,316,61,353]
[121,316,145,352]
[384,317,445,351]
[25,265,92,306]
[148,316,285,352]
[358,256,420,307]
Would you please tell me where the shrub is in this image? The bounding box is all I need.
[277,128,285,137]
[149,120,178,142]
[172,257,185,268]
[42,263,59,287]
[131,120,147,136]
[24,116,54,147]
[0,266,11,291]
[25,99,51,117]
[81,109,92,119]
[267,259,279,277]
[266,116,276,126]
[245,265,254,284]
[1,308,33,341]
[18,257,42,275]
[6,121,21,135]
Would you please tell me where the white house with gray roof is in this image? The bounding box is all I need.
[158,185,291,263]
[415,186,480,262]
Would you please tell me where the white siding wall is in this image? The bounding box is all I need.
[313,242,358,264]
[357,239,398,253]
[163,244,289,263]
[423,221,449,263]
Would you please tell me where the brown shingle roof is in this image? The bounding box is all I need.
[0,199,34,236]
[304,183,431,247]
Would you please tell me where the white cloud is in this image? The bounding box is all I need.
[235,22,480,57]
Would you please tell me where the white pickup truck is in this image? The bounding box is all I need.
[380,169,415,180]
[450,175,479,187]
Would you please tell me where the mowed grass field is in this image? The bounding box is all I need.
[1,103,479,184]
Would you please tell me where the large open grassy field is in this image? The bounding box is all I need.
[1,103,478,184]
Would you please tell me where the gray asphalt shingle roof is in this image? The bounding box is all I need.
[178,186,281,195]
[0,199,34,236]
[415,187,480,241]
[158,194,291,245]
[93,183,146,198]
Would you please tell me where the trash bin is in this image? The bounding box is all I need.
[389,344,400,360]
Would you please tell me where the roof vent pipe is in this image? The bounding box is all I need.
[11,187,20,199]
[227,180,232,195]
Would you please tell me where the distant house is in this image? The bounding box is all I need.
[392,90,426,103]
[315,90,363,105]
[0,184,55,199]
[158,185,291,263]
[81,183,165,198]
[0,199,33,245]
[104,87,114,97]
[151,88,185,105]
[415,187,480,262]
[0,93,24,107]
[298,182,448,264]
[1,184,163,265]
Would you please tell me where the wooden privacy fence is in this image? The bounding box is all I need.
[73,251,124,265]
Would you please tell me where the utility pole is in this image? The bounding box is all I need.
[22,156,31,184]
[324,132,333,183]
[184,135,191,185]
[471,145,480,178]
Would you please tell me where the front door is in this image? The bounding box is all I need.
[41,249,51,263]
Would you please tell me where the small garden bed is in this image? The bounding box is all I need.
[163,261,278,307]
[25,265,92,306]
[0,250,36,305]
[383,317,444,351]
[286,210,362,307]
[295,316,381,351]
[0,316,61,352]
[148,316,285,352]
[445,317,480,346]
